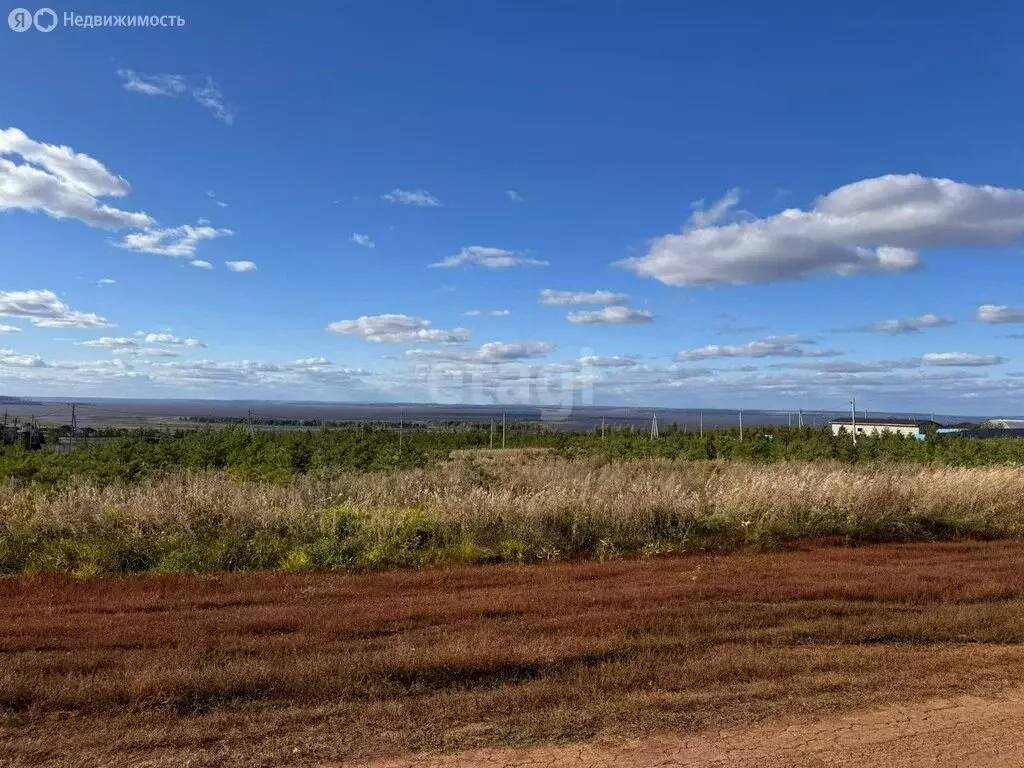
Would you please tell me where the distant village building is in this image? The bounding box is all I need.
[983,419,1024,429]
[829,418,939,439]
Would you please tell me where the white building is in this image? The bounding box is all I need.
[829,418,937,438]
[983,419,1024,429]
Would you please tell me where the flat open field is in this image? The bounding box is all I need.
[4,540,1024,767]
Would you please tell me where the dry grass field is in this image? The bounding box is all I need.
[4,540,1024,767]
[5,457,1024,573]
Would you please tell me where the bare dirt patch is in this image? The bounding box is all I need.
[363,688,1024,766]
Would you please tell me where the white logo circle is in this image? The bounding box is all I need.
[33,7,56,31]
[7,7,32,31]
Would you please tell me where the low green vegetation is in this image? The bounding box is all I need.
[1,424,1023,488]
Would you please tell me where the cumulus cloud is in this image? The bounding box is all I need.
[381,188,441,207]
[578,355,640,367]
[76,337,137,349]
[351,233,375,248]
[225,260,257,273]
[117,224,233,258]
[0,127,154,230]
[0,324,21,333]
[431,246,548,269]
[623,175,1024,286]
[190,260,213,270]
[0,350,47,368]
[404,341,555,363]
[327,314,470,345]
[977,304,1024,324]
[464,309,511,317]
[675,335,839,361]
[567,306,654,325]
[0,289,111,329]
[862,314,954,334]
[506,189,523,203]
[540,289,628,306]
[143,333,205,348]
[921,352,1006,367]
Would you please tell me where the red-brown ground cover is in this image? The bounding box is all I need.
[3,541,1024,767]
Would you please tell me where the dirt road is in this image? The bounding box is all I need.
[363,688,1024,767]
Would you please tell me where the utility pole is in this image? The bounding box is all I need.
[650,412,659,439]
[246,408,253,436]
[788,411,792,427]
[601,416,605,440]
[851,397,857,445]
[489,418,494,449]
[398,412,404,455]
[738,409,743,441]
[70,403,77,453]
[798,408,803,429]
[699,411,703,438]
[501,411,506,449]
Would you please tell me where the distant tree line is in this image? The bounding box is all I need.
[0,422,1023,487]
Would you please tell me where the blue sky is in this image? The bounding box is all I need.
[2,1,1024,414]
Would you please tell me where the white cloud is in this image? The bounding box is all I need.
[113,347,181,358]
[578,355,640,367]
[118,224,233,258]
[225,260,257,273]
[205,190,228,208]
[0,324,21,333]
[675,335,839,361]
[190,260,213,270]
[116,69,187,97]
[143,333,205,348]
[623,174,1024,286]
[687,188,742,228]
[863,314,954,334]
[922,352,1006,367]
[772,359,923,373]
[95,278,116,286]
[327,314,469,345]
[192,77,236,125]
[382,188,441,207]
[404,341,555,363]
[977,304,1024,324]
[464,309,511,317]
[76,337,137,349]
[540,289,628,306]
[567,306,654,325]
[431,246,548,269]
[0,289,111,329]
[351,232,375,248]
[0,127,154,230]
[506,189,524,203]
[0,350,47,368]
[118,71,235,125]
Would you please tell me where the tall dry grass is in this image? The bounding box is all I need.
[3,456,1024,573]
